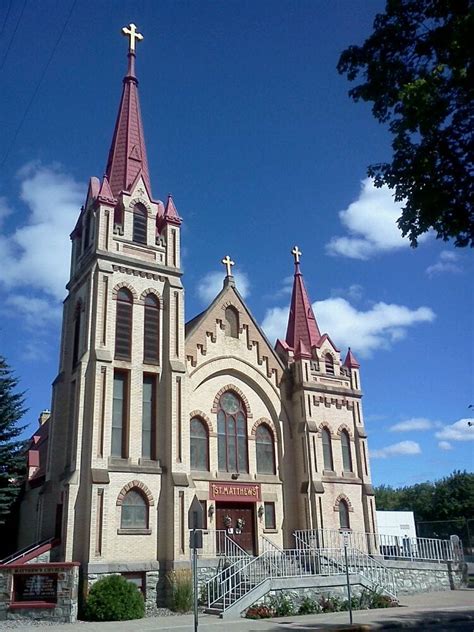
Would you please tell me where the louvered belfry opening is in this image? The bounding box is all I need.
[115,288,133,360]
[143,294,160,364]
[133,203,147,244]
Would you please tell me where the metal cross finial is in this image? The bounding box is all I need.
[221,255,235,277]
[122,23,144,53]
[291,245,302,264]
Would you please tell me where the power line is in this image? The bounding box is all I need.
[1,0,78,167]
[0,0,13,38]
[0,0,27,71]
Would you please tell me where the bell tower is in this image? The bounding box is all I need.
[31,24,187,572]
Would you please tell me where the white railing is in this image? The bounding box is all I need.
[194,529,250,562]
[206,546,397,612]
[260,534,283,553]
[294,528,458,562]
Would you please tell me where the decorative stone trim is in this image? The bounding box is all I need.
[112,281,138,301]
[211,385,253,418]
[318,422,336,439]
[250,417,278,441]
[112,265,166,282]
[116,480,154,506]
[334,493,354,512]
[189,410,214,434]
[336,424,353,438]
[138,288,164,306]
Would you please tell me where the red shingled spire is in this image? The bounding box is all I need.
[105,45,151,198]
[285,251,321,352]
[344,347,360,369]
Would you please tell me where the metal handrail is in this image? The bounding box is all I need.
[0,537,57,565]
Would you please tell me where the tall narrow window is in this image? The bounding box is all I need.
[115,288,133,360]
[143,294,160,364]
[325,353,335,375]
[256,424,276,474]
[224,306,239,338]
[112,371,128,457]
[121,490,148,529]
[322,427,334,471]
[133,203,147,244]
[339,500,350,530]
[142,375,156,460]
[72,302,82,366]
[217,391,248,473]
[341,430,353,472]
[190,418,208,470]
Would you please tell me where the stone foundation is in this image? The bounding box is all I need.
[383,560,465,594]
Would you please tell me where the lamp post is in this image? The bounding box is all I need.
[340,529,353,625]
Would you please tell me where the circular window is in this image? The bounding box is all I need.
[220,392,240,414]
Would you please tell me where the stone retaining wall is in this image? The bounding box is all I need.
[383,560,465,594]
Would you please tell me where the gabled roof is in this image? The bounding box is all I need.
[105,51,151,198]
[285,261,321,351]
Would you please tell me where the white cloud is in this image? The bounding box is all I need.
[370,440,421,459]
[261,298,434,355]
[326,178,425,259]
[0,163,83,301]
[390,418,436,432]
[435,419,474,442]
[426,250,462,277]
[4,294,62,329]
[330,284,363,302]
[438,441,453,451]
[197,270,250,304]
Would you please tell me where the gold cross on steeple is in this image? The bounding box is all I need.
[291,245,302,264]
[221,255,235,277]
[122,23,144,53]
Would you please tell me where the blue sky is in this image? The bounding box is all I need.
[0,0,472,488]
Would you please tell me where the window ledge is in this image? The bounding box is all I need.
[117,529,151,535]
[323,470,336,476]
[263,528,278,534]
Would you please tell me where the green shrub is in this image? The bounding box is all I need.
[167,569,193,613]
[246,605,273,619]
[319,594,344,612]
[84,575,144,621]
[298,596,320,614]
[268,592,296,616]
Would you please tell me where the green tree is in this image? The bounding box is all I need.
[338,0,473,247]
[0,356,27,524]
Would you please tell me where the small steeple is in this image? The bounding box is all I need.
[105,23,151,199]
[344,347,360,369]
[285,246,321,352]
[163,194,182,226]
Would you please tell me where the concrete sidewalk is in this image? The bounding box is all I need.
[3,590,473,631]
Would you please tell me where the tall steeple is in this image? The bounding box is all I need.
[285,246,321,352]
[105,23,151,198]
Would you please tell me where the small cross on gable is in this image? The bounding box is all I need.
[291,245,302,264]
[221,255,235,277]
[122,23,144,53]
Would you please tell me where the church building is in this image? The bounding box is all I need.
[18,24,377,592]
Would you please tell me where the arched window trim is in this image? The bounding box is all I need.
[190,417,209,471]
[120,488,149,530]
[224,305,239,338]
[255,423,276,475]
[217,391,249,473]
[339,499,350,530]
[324,353,335,376]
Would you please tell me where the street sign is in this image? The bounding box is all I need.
[188,495,204,530]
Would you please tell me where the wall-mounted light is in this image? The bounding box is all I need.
[231,472,240,480]
[258,504,264,519]
[208,504,215,519]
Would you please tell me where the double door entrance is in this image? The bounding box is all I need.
[216,502,256,555]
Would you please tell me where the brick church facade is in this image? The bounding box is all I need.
[18,25,377,586]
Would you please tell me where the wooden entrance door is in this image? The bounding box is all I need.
[216,502,256,555]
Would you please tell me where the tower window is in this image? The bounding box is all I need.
[341,430,353,472]
[142,375,156,460]
[121,489,148,529]
[133,203,147,244]
[115,288,133,360]
[325,354,335,375]
[190,417,209,471]
[256,424,276,474]
[322,427,334,471]
[112,371,129,458]
[72,302,82,367]
[224,306,239,338]
[217,391,248,473]
[143,294,160,364]
[339,499,350,530]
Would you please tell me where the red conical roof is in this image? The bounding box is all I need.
[105,52,151,198]
[344,347,360,369]
[285,261,321,351]
[164,194,182,225]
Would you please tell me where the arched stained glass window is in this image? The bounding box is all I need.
[325,353,335,375]
[115,288,133,360]
[256,424,276,474]
[143,294,160,364]
[190,418,208,470]
[339,499,350,530]
[121,489,148,529]
[225,306,239,338]
[341,430,353,472]
[322,427,334,471]
[217,392,248,473]
[133,203,147,244]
